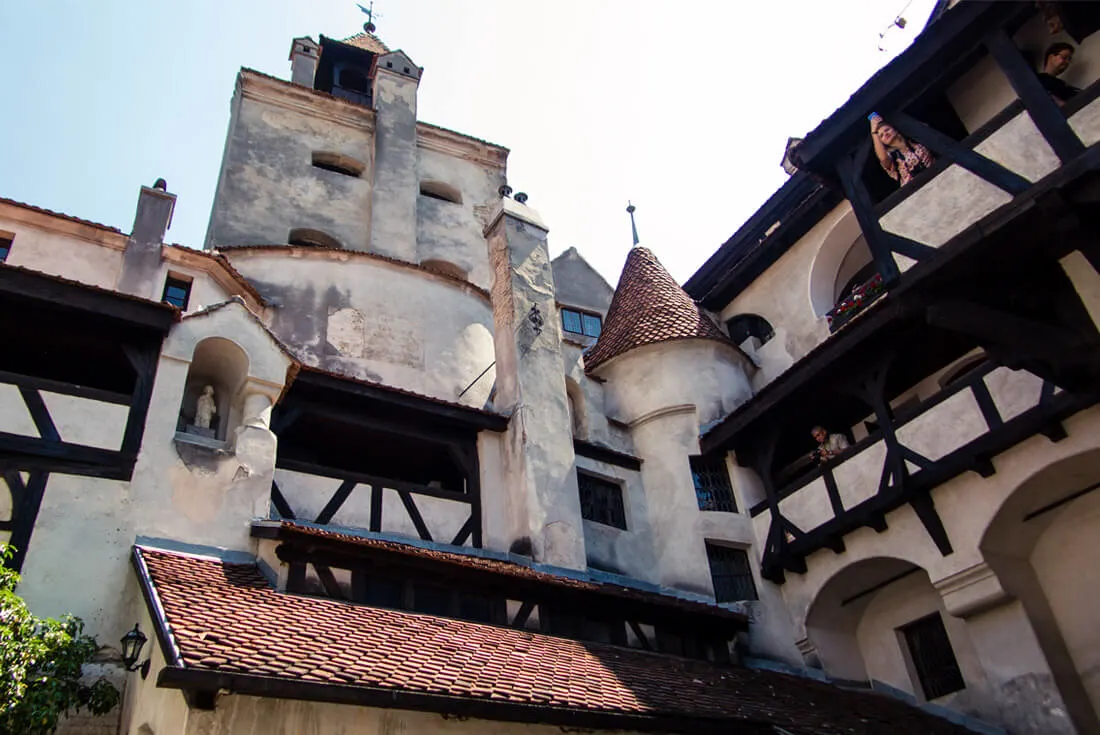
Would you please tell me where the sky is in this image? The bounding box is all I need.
[0,0,936,286]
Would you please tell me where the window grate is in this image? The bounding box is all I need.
[691,455,737,512]
[902,613,965,700]
[705,543,757,602]
[577,471,626,529]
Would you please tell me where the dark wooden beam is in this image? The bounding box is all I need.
[369,484,383,533]
[510,600,535,629]
[270,480,297,520]
[891,112,1031,195]
[314,480,357,525]
[120,343,160,459]
[312,564,347,600]
[573,440,642,471]
[18,388,60,443]
[397,491,433,542]
[0,370,130,405]
[985,29,1086,163]
[836,152,902,286]
[5,472,48,572]
[276,458,472,505]
[908,492,953,556]
[450,515,475,547]
[0,432,135,480]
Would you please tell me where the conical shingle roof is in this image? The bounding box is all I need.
[584,247,733,372]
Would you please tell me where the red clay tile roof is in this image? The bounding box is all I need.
[258,521,745,623]
[135,546,968,734]
[584,247,736,372]
[340,32,390,54]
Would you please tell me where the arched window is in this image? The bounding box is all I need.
[338,67,369,93]
[725,314,774,350]
[288,228,343,249]
[177,337,249,443]
[419,180,463,205]
[312,151,366,178]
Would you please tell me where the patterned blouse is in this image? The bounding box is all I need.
[883,143,935,187]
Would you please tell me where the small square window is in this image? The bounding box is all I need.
[561,308,602,338]
[705,543,757,602]
[901,613,966,700]
[577,471,626,529]
[162,275,192,310]
[0,236,12,263]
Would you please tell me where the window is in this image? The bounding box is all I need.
[705,543,757,602]
[0,235,12,263]
[561,308,602,338]
[691,455,737,512]
[901,613,966,700]
[725,314,773,349]
[312,151,365,178]
[161,275,192,310]
[577,471,626,529]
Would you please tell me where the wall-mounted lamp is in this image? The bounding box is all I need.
[120,624,151,679]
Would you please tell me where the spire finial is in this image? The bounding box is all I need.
[357,1,381,33]
[626,201,640,247]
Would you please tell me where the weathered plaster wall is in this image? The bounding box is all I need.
[560,343,634,454]
[551,246,614,316]
[369,63,419,261]
[226,249,496,407]
[0,212,124,289]
[415,145,505,291]
[205,73,376,251]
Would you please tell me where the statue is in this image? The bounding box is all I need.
[195,385,217,430]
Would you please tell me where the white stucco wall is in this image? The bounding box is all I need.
[0,213,124,289]
[226,249,496,408]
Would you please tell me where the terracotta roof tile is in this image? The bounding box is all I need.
[585,247,735,372]
[340,32,390,55]
[136,546,969,733]
[261,521,745,622]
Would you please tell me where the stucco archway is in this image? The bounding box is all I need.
[808,206,867,317]
[980,449,1100,731]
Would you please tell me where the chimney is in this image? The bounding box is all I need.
[290,37,320,88]
[116,180,176,298]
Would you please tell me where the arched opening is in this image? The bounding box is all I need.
[312,151,366,178]
[981,450,1100,730]
[725,313,774,351]
[288,228,343,250]
[565,377,586,439]
[804,557,975,703]
[419,180,463,205]
[177,337,249,443]
[809,207,863,318]
[420,258,468,281]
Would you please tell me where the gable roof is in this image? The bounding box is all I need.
[584,247,735,372]
[134,545,971,734]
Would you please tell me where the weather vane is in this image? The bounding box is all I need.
[626,201,640,247]
[357,1,381,33]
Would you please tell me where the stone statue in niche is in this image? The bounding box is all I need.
[185,385,218,438]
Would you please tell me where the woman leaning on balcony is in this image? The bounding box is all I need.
[869,113,935,187]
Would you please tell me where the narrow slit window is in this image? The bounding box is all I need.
[162,275,192,310]
[562,308,601,338]
[705,543,757,602]
[577,471,626,529]
[311,152,365,178]
[901,613,966,700]
[0,235,12,262]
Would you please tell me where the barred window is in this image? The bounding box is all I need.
[705,543,757,602]
[901,613,965,700]
[577,471,626,529]
[691,455,737,512]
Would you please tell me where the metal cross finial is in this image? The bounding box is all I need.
[626,201,640,247]
[357,1,382,33]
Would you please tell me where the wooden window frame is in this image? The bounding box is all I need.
[561,307,602,338]
[161,274,192,310]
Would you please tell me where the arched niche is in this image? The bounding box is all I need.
[419,180,463,205]
[809,207,867,317]
[726,313,775,351]
[288,228,343,249]
[176,337,250,443]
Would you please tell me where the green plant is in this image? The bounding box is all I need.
[0,546,120,735]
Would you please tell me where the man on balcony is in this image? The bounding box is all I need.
[811,426,850,463]
[1037,41,1081,106]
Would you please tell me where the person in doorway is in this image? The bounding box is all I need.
[1037,41,1081,106]
[869,113,936,187]
[811,425,850,464]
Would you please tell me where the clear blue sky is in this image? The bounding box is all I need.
[0,0,935,285]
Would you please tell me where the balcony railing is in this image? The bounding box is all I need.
[749,360,1097,581]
